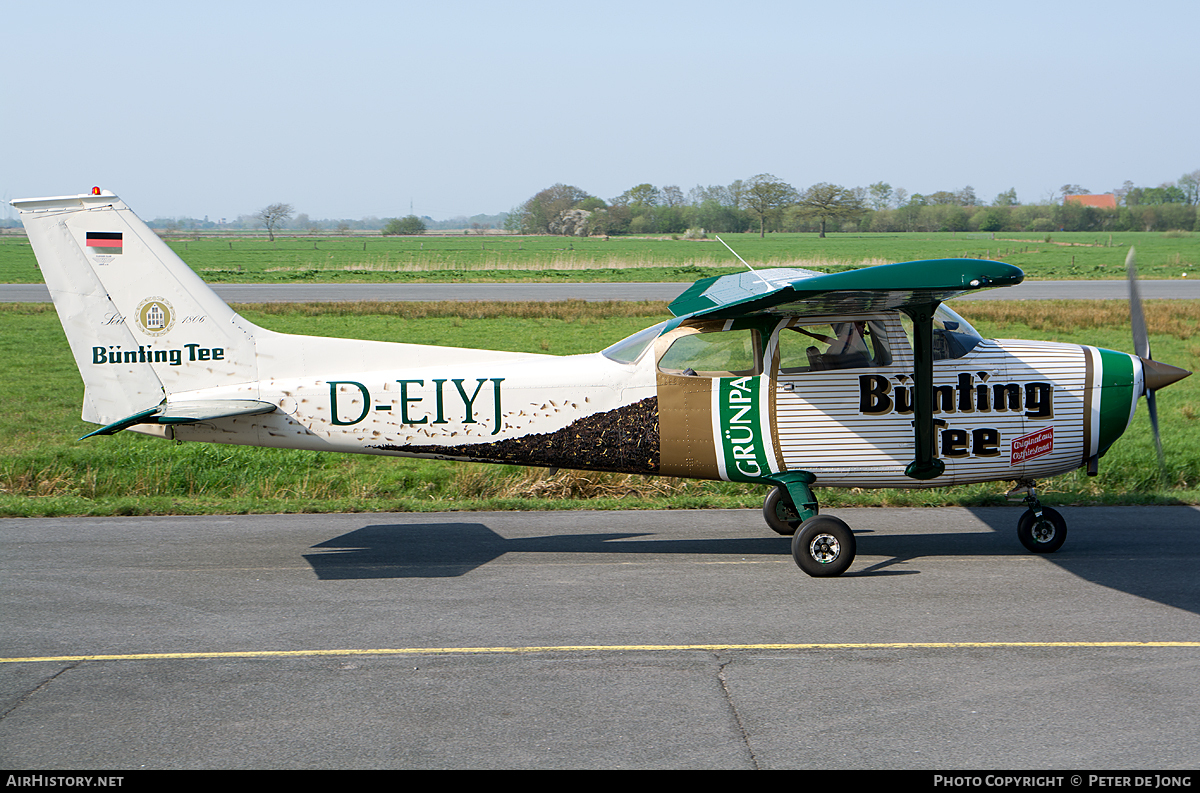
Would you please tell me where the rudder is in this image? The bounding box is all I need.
[14,190,259,426]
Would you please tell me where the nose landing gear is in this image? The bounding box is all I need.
[1009,480,1068,554]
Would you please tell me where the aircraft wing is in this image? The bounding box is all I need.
[668,259,1024,319]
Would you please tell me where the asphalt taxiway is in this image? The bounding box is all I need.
[2,506,1198,769]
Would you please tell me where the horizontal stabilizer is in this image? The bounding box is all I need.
[80,400,277,439]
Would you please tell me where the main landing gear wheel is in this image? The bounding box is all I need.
[792,515,856,577]
[1017,506,1067,553]
[763,486,804,536]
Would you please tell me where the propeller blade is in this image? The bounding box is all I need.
[1128,246,1166,481]
[1126,246,1193,485]
[1147,389,1166,479]
[1127,247,1151,361]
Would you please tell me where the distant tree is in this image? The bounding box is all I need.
[895,191,922,231]
[993,188,1019,206]
[382,215,427,235]
[503,206,524,233]
[588,203,632,236]
[793,182,866,238]
[925,191,959,205]
[1125,184,1187,206]
[517,184,593,234]
[692,199,750,233]
[255,202,294,242]
[612,183,661,208]
[661,185,685,208]
[1114,180,1136,206]
[955,185,978,206]
[977,208,1008,232]
[868,182,894,210]
[1178,170,1200,205]
[687,184,732,206]
[1055,201,1101,232]
[1059,184,1090,201]
[727,179,748,212]
[742,174,798,237]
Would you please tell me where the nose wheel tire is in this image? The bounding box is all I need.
[1017,507,1067,553]
[792,515,856,577]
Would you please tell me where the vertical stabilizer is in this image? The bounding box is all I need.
[14,191,259,426]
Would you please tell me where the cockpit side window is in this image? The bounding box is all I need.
[777,319,892,373]
[657,328,760,377]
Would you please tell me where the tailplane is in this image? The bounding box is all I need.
[14,190,259,426]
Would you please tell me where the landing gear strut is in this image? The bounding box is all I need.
[1009,479,1068,554]
[762,476,857,577]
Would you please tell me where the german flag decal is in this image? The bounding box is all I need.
[86,231,123,254]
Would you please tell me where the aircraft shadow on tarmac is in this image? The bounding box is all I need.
[962,506,1200,616]
[303,508,1200,616]
[304,524,786,580]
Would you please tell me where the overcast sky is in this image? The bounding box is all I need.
[4,0,1197,222]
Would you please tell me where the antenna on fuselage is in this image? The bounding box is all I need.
[715,235,773,291]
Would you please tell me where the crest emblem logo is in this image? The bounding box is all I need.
[135,297,175,337]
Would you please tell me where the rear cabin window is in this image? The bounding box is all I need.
[657,329,759,377]
[777,320,893,374]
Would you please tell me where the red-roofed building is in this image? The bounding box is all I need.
[1064,194,1117,209]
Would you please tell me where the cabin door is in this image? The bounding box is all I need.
[769,315,920,488]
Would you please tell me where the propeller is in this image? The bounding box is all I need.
[1126,247,1191,479]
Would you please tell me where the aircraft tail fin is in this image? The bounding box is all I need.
[13,190,260,427]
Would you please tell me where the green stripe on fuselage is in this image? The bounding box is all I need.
[1097,348,1136,457]
[718,376,771,482]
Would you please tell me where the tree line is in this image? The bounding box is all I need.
[510,171,1200,237]
[111,169,1197,237]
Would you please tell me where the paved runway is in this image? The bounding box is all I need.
[3,279,1199,303]
[3,506,1198,769]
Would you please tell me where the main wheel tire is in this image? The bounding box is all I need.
[792,515,856,577]
[1017,507,1067,553]
[763,486,804,536]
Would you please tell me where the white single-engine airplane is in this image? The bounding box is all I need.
[14,189,1192,576]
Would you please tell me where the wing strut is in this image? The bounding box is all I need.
[902,303,946,481]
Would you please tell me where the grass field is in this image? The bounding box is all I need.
[2,300,1197,517]
[2,230,1197,284]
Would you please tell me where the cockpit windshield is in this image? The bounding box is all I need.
[899,305,984,360]
[932,305,983,360]
[601,321,667,364]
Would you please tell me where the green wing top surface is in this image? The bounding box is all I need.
[668,259,1024,319]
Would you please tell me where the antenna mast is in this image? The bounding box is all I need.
[716,235,772,290]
